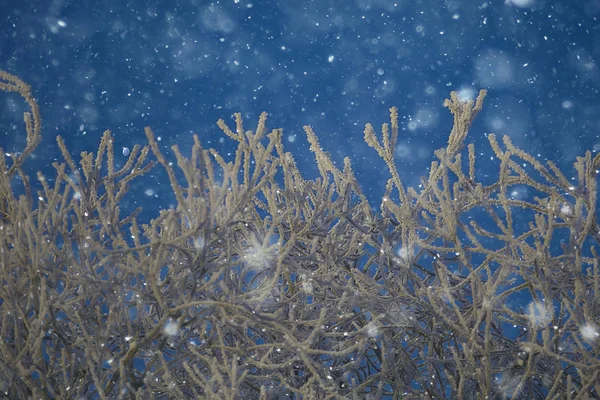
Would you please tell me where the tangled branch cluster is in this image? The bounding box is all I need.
[1,71,599,399]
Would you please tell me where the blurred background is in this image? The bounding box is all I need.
[1,0,599,216]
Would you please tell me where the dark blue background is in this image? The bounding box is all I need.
[2,0,599,217]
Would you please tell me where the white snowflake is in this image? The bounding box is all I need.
[526,301,552,327]
[163,319,179,336]
[243,233,278,271]
[580,323,600,342]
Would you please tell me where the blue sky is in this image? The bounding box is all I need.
[2,0,598,220]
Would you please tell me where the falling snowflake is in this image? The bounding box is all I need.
[163,319,179,336]
[580,323,600,342]
[526,301,552,327]
[243,233,279,271]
